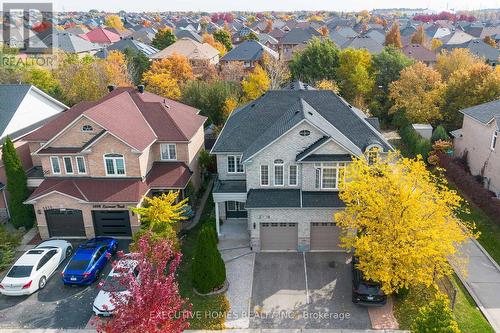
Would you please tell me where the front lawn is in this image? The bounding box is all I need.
[0,224,21,271]
[394,275,494,333]
[178,194,229,330]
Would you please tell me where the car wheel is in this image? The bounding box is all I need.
[39,276,47,289]
[65,246,73,258]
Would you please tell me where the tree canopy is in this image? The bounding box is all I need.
[384,22,402,48]
[151,28,176,50]
[242,65,270,100]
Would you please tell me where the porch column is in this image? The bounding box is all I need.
[215,201,221,237]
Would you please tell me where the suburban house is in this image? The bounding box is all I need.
[219,40,278,71]
[211,82,393,252]
[452,100,500,197]
[79,27,121,45]
[23,86,206,239]
[95,38,159,58]
[150,37,220,66]
[402,44,437,66]
[0,84,68,221]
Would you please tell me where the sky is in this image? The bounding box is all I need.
[3,0,500,12]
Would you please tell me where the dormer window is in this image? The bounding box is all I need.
[299,130,310,137]
[82,125,93,132]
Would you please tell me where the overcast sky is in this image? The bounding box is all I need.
[3,0,500,12]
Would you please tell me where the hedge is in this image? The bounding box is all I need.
[431,125,450,143]
[191,224,226,294]
[399,125,432,160]
[438,152,500,225]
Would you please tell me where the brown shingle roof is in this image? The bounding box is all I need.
[402,44,437,63]
[146,162,192,189]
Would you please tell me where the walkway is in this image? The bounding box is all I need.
[455,238,500,332]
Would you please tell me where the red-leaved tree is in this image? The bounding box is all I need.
[95,232,191,333]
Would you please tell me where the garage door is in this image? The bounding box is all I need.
[45,209,85,238]
[260,222,298,251]
[310,222,342,251]
[92,210,132,237]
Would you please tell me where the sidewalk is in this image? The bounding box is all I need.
[455,238,500,332]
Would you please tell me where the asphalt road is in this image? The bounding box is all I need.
[0,239,130,329]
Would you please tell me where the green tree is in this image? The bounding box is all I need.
[213,29,233,51]
[289,37,340,83]
[431,125,450,143]
[21,66,60,96]
[336,48,374,109]
[241,31,259,42]
[2,137,34,229]
[411,293,460,333]
[371,46,414,124]
[151,28,176,50]
[123,47,151,85]
[191,224,226,294]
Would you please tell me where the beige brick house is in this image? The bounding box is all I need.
[452,100,500,197]
[24,87,206,239]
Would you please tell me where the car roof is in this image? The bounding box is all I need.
[36,239,69,249]
[14,248,53,266]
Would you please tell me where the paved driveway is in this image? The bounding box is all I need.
[250,252,370,329]
[0,240,130,329]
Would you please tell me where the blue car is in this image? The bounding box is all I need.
[62,238,118,285]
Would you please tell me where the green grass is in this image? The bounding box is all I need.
[178,194,229,330]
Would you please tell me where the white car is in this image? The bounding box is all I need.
[0,240,73,296]
[93,257,138,316]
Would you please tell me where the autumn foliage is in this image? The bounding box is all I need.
[95,233,191,333]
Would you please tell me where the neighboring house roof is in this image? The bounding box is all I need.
[175,28,203,43]
[24,87,206,146]
[220,40,278,62]
[245,189,345,208]
[281,27,322,45]
[402,44,437,63]
[80,27,121,44]
[439,39,500,63]
[258,33,279,46]
[425,26,451,39]
[150,37,219,61]
[0,85,68,141]
[95,38,158,58]
[336,27,359,38]
[65,26,89,35]
[329,31,349,47]
[341,35,384,54]
[44,31,102,53]
[145,162,193,189]
[364,29,386,44]
[460,99,500,125]
[211,82,392,160]
[440,30,474,45]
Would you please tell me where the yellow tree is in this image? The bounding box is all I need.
[316,79,339,93]
[102,50,132,87]
[242,65,270,100]
[223,97,238,120]
[335,153,475,294]
[132,192,188,246]
[484,36,497,47]
[319,26,329,36]
[385,22,402,48]
[389,62,445,123]
[431,38,443,50]
[435,48,480,81]
[142,54,194,100]
[105,15,125,31]
[202,33,227,56]
[411,25,426,45]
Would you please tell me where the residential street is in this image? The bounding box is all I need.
[456,238,500,332]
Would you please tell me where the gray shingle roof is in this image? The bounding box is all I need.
[281,27,322,44]
[0,85,32,136]
[439,39,500,63]
[213,180,247,193]
[341,36,384,54]
[245,189,345,208]
[302,191,345,208]
[44,31,102,53]
[212,84,391,158]
[460,99,500,124]
[301,154,353,162]
[220,40,278,62]
[175,29,203,43]
[96,38,159,58]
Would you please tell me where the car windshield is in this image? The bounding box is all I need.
[67,259,89,271]
[102,275,128,292]
[7,265,33,278]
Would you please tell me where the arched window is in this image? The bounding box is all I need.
[82,125,93,132]
[104,154,125,175]
[274,159,284,186]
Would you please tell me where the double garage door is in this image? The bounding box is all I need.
[45,209,131,238]
[260,222,341,251]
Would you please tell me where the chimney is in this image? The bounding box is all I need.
[137,85,145,93]
[107,85,115,92]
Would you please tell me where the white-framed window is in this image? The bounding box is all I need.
[314,162,346,190]
[63,156,73,174]
[76,156,86,174]
[160,143,177,160]
[366,147,380,165]
[82,125,93,132]
[104,154,126,176]
[274,159,284,186]
[227,155,244,173]
[50,156,61,174]
[289,164,298,186]
[227,201,246,211]
[491,131,498,151]
[260,165,269,186]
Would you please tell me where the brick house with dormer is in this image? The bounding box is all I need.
[24,87,206,239]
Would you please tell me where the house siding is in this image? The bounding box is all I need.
[216,154,246,180]
[49,117,104,148]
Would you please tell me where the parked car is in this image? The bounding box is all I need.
[0,240,73,296]
[62,237,117,286]
[352,256,387,306]
[93,256,139,316]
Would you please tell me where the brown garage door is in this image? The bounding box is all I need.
[45,209,85,238]
[260,222,298,251]
[310,222,342,251]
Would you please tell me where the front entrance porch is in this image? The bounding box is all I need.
[212,179,247,237]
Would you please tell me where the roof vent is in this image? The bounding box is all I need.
[107,85,115,92]
[137,85,145,93]
[348,105,353,108]
[251,104,255,108]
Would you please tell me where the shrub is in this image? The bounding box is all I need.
[192,224,226,294]
[411,293,460,333]
[431,125,450,143]
[0,225,21,270]
[399,125,432,160]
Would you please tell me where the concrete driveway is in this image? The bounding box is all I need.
[0,240,130,329]
[250,252,371,329]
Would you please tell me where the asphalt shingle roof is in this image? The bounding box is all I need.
[220,40,278,62]
[460,99,500,124]
[0,85,32,136]
[245,189,345,208]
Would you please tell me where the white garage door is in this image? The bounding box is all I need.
[260,222,298,251]
[310,222,342,251]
